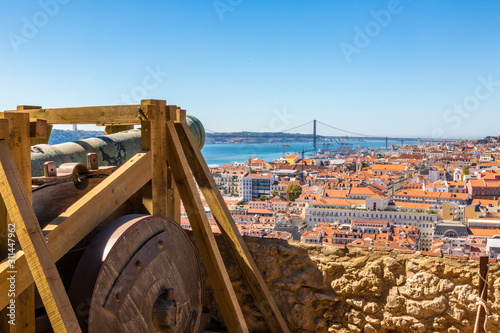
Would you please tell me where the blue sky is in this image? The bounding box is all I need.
[1,0,499,139]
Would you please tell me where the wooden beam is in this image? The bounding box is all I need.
[30,124,52,146]
[144,100,169,216]
[0,117,9,331]
[166,106,180,222]
[2,112,36,332]
[0,151,152,310]
[4,113,32,200]
[165,121,248,332]
[0,119,8,140]
[174,121,290,332]
[477,256,489,333]
[166,170,180,222]
[0,141,81,332]
[30,119,48,139]
[4,105,154,125]
[17,105,41,111]
[103,125,134,135]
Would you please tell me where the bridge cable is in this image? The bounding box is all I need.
[316,120,375,137]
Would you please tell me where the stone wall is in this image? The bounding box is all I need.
[201,236,500,333]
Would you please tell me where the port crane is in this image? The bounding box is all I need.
[298,148,315,182]
[277,144,290,158]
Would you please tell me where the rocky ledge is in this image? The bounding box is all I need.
[200,236,500,333]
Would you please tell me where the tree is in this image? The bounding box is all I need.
[461,164,470,181]
[237,199,245,206]
[286,184,302,201]
[259,196,269,201]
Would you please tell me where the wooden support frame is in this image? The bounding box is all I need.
[2,104,153,126]
[0,119,8,140]
[103,125,134,135]
[144,100,169,217]
[0,100,288,332]
[174,118,290,332]
[165,121,249,332]
[0,141,81,332]
[1,112,36,332]
[0,151,152,310]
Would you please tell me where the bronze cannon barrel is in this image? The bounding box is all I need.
[30,115,205,177]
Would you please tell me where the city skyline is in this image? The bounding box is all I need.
[1,0,499,138]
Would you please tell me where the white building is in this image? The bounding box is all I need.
[486,238,500,259]
[242,173,278,202]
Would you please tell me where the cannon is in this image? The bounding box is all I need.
[27,114,206,332]
[30,115,205,177]
[0,102,288,333]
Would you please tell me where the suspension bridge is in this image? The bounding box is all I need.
[206,119,459,150]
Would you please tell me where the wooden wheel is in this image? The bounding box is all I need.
[68,214,202,332]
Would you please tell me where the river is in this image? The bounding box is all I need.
[201,139,418,166]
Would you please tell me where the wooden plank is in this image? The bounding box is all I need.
[4,113,32,201]
[166,106,180,222]
[0,151,152,310]
[140,120,151,150]
[29,119,47,139]
[0,141,81,332]
[0,119,8,140]
[30,124,52,146]
[4,105,154,125]
[103,125,134,135]
[166,170,180,222]
[0,150,9,332]
[17,106,41,111]
[477,256,489,333]
[165,121,248,333]
[174,121,290,332]
[140,119,152,214]
[2,112,36,332]
[143,100,169,216]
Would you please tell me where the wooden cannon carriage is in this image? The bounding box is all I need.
[0,100,289,332]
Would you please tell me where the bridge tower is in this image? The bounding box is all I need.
[313,119,317,151]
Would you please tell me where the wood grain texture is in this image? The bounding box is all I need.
[174,121,290,332]
[103,125,134,135]
[0,141,81,333]
[0,119,8,140]
[143,100,168,216]
[165,121,249,333]
[1,112,36,332]
[69,216,202,332]
[0,152,152,310]
[29,119,47,139]
[4,105,154,125]
[30,124,52,146]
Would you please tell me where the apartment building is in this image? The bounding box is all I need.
[242,173,278,202]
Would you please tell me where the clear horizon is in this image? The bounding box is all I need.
[1,0,499,139]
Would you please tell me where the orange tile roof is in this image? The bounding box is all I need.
[469,228,500,237]
[372,164,407,171]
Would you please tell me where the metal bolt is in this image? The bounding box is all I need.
[114,293,121,302]
[165,288,174,302]
[135,260,142,270]
[157,240,164,249]
[45,238,49,243]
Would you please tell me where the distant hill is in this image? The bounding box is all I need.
[48,129,104,145]
[45,129,361,145]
